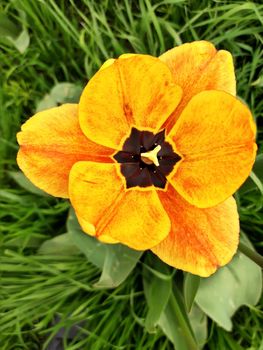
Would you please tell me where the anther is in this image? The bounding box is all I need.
[141,145,161,167]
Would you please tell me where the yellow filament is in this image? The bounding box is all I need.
[141,145,161,166]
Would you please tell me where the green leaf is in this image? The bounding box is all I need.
[8,28,30,54]
[0,12,30,53]
[196,251,262,331]
[38,233,80,255]
[36,94,57,112]
[239,154,263,194]
[67,208,142,288]
[143,261,199,349]
[184,273,200,312]
[8,171,49,196]
[188,304,207,348]
[50,83,82,104]
[94,244,142,289]
[251,75,263,87]
[239,233,263,268]
[67,208,106,269]
[0,13,20,38]
[36,83,82,112]
[143,262,172,333]
[158,288,199,350]
[249,171,263,195]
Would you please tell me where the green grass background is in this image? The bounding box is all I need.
[0,0,263,349]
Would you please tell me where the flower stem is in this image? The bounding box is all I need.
[238,242,263,268]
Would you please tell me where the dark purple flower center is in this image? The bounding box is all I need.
[113,127,181,189]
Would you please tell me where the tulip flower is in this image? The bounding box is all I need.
[17,41,256,276]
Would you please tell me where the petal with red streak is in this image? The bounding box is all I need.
[152,186,239,277]
[69,161,171,250]
[160,41,236,130]
[168,90,256,208]
[79,55,182,149]
[17,104,113,198]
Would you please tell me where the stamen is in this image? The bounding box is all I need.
[141,145,161,166]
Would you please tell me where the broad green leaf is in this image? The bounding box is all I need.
[36,94,57,112]
[158,288,199,350]
[4,234,45,249]
[67,208,142,288]
[67,208,106,269]
[38,233,80,255]
[196,251,262,331]
[36,83,82,112]
[50,83,82,103]
[8,28,30,54]
[239,154,263,194]
[144,257,206,348]
[143,262,172,333]
[94,244,142,289]
[143,261,199,350]
[188,304,207,348]
[0,13,30,53]
[8,171,49,196]
[184,273,200,312]
[0,13,20,38]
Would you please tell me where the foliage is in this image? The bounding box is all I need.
[1,0,263,349]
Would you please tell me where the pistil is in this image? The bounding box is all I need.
[141,145,161,166]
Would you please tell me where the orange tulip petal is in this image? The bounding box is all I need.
[169,90,256,208]
[17,104,113,198]
[69,161,171,250]
[79,55,182,149]
[160,41,236,130]
[152,186,239,277]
